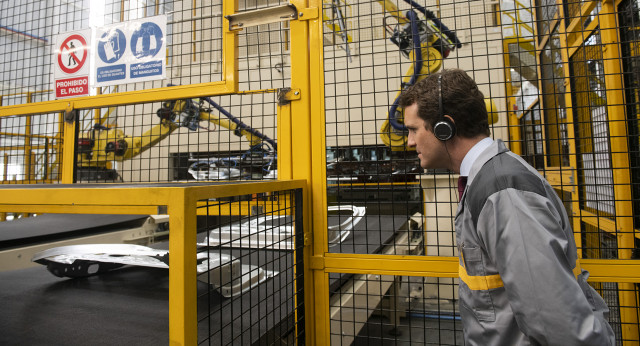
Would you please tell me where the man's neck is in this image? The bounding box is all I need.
[449,135,489,174]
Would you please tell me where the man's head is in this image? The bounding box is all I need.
[399,69,490,171]
[399,69,490,138]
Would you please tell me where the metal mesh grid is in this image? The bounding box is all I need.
[618,0,640,235]
[536,0,558,40]
[539,27,570,167]
[330,274,462,345]
[0,111,63,183]
[519,104,545,168]
[1,0,287,184]
[330,275,632,345]
[570,32,618,220]
[323,0,509,253]
[196,189,304,345]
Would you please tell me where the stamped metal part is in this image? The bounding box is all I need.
[32,244,277,297]
[198,205,366,249]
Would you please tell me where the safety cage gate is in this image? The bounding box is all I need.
[0,181,307,345]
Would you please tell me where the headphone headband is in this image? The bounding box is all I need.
[433,74,456,141]
[438,75,443,120]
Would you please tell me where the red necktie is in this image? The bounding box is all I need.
[458,176,468,199]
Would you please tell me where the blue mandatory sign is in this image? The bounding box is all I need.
[130,22,163,59]
[97,29,126,63]
[97,64,126,83]
[130,61,162,79]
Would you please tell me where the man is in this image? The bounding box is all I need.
[399,69,615,345]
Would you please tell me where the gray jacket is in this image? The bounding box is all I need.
[455,139,615,345]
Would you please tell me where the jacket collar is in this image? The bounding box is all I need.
[467,139,509,186]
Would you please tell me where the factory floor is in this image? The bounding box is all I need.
[353,280,463,346]
[354,314,463,346]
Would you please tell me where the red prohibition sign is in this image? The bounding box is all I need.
[58,34,87,74]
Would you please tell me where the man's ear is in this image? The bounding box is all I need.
[444,115,455,125]
[433,115,457,141]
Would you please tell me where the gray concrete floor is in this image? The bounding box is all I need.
[353,314,463,345]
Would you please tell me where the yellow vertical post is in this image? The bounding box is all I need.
[94,88,102,124]
[599,1,640,343]
[503,40,523,156]
[556,19,583,255]
[308,0,330,344]
[29,150,36,181]
[3,153,7,182]
[168,188,197,345]
[277,99,294,180]
[289,0,329,343]
[61,111,76,184]
[0,148,5,222]
[25,92,33,182]
[222,0,238,93]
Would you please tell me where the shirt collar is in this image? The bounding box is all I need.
[459,137,494,176]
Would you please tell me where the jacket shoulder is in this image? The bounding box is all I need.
[467,152,547,226]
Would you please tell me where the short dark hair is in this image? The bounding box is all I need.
[398,69,490,138]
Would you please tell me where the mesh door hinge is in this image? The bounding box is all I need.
[64,102,76,123]
[277,88,301,105]
[296,7,319,21]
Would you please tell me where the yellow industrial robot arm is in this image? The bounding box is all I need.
[377,0,462,150]
[76,98,275,171]
[377,0,498,150]
[376,0,409,24]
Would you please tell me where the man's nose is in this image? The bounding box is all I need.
[407,134,415,147]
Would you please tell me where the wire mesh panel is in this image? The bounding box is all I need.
[618,0,640,247]
[0,111,63,184]
[196,188,304,345]
[323,0,506,343]
[323,0,509,255]
[1,0,289,185]
[330,273,462,345]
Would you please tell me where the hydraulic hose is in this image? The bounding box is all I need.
[388,10,423,131]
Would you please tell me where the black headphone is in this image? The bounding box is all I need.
[433,74,456,141]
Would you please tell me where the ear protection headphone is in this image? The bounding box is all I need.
[432,74,456,141]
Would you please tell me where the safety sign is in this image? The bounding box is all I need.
[94,15,166,87]
[52,29,91,98]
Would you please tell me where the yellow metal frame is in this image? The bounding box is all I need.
[0,180,306,345]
